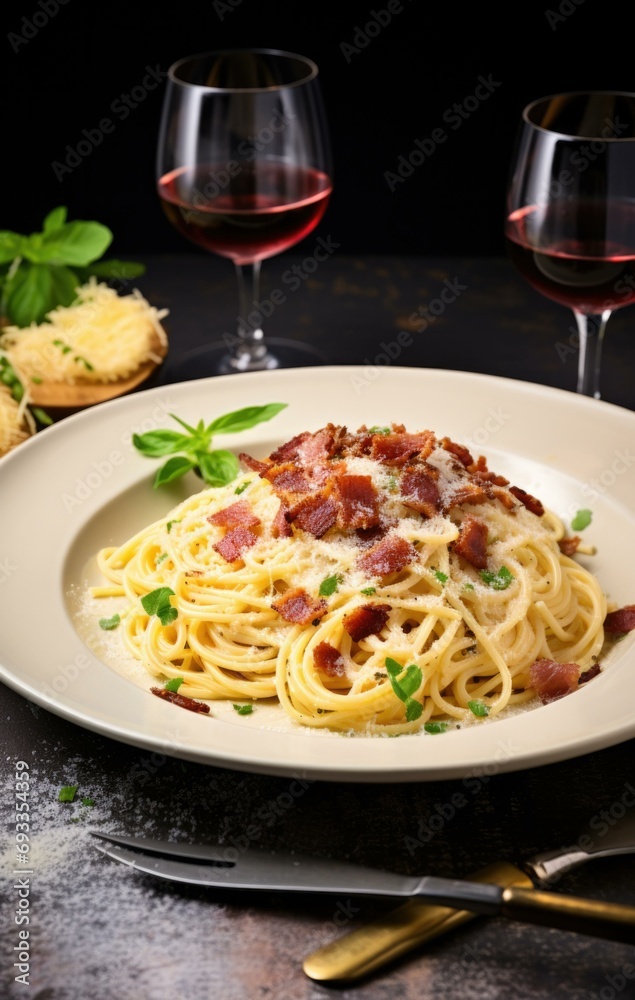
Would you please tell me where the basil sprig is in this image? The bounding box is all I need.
[133,404,287,489]
[0,206,145,327]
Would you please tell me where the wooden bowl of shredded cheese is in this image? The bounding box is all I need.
[0,279,168,410]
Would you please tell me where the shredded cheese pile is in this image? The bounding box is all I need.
[0,279,169,384]
[0,383,32,458]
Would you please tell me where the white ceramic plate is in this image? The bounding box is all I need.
[1,366,634,782]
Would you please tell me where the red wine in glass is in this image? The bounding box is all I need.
[505,201,635,314]
[156,48,333,376]
[158,163,332,265]
[505,91,635,398]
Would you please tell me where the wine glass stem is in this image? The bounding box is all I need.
[573,309,611,399]
[221,261,274,372]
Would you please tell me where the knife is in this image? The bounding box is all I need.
[90,831,635,947]
[303,815,635,981]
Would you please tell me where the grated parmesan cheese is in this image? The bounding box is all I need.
[0,278,169,384]
[0,383,32,458]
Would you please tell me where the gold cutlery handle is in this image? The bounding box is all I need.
[501,886,635,945]
[303,861,532,982]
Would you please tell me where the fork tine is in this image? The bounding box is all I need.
[88,830,233,864]
[93,841,240,888]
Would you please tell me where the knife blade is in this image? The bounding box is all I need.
[90,831,635,946]
[303,813,635,981]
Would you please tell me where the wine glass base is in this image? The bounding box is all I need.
[162,337,329,383]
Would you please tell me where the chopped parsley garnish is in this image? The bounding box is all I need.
[99,613,120,631]
[361,586,377,596]
[234,481,251,495]
[81,797,95,807]
[463,582,475,592]
[233,703,254,715]
[31,375,42,384]
[385,657,423,722]
[156,552,168,565]
[385,474,398,492]
[164,677,184,692]
[423,722,449,735]
[571,509,592,531]
[141,587,178,625]
[479,566,514,590]
[166,519,181,533]
[467,699,490,718]
[319,573,343,597]
[74,355,94,371]
[58,785,78,802]
[369,425,391,435]
[433,569,448,584]
[53,338,72,355]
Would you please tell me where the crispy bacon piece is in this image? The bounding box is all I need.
[290,494,339,538]
[265,464,314,493]
[272,501,292,538]
[529,658,580,704]
[150,687,211,714]
[268,431,312,464]
[490,485,518,511]
[558,535,581,557]
[603,605,635,634]
[444,481,490,510]
[208,500,260,529]
[313,641,346,677]
[213,526,258,563]
[355,524,388,547]
[371,431,435,465]
[239,452,269,474]
[297,425,337,464]
[400,466,440,518]
[579,663,601,685]
[358,535,417,577]
[509,485,545,517]
[468,456,510,487]
[343,603,391,642]
[336,474,380,530]
[441,436,473,467]
[272,587,327,624]
[453,516,488,570]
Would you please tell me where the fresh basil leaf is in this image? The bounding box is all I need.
[42,206,67,234]
[6,264,53,326]
[423,721,449,734]
[48,265,79,309]
[233,703,254,715]
[34,220,113,266]
[467,699,490,718]
[99,614,120,631]
[0,230,26,264]
[154,456,196,488]
[319,573,342,597]
[197,449,240,487]
[164,677,184,692]
[58,785,78,802]
[385,658,423,722]
[141,587,175,615]
[133,430,192,457]
[206,403,287,435]
[479,566,514,591]
[571,509,592,531]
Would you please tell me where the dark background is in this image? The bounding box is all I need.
[5,0,635,260]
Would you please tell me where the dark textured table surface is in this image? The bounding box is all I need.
[2,253,635,1000]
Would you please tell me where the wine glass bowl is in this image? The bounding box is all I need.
[505,91,635,398]
[157,49,333,376]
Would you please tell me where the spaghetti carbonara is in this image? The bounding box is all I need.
[91,423,607,734]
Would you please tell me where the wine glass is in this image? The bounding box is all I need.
[157,48,333,377]
[505,91,635,398]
